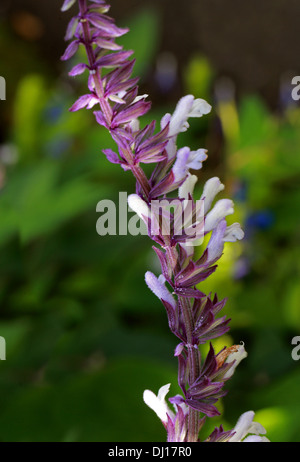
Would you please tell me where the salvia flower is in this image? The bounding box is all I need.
[143,384,190,442]
[61,0,268,443]
[229,411,269,442]
[162,95,212,161]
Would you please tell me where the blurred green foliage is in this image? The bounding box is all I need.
[0,6,299,442]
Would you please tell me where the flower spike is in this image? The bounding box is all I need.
[61,0,267,443]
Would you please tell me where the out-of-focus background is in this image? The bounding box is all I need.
[0,0,300,442]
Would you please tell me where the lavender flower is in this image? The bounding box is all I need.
[61,0,268,443]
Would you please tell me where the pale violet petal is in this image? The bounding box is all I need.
[189,98,212,117]
[168,95,194,137]
[223,223,245,242]
[200,177,225,214]
[204,199,234,232]
[166,137,177,160]
[172,147,190,182]
[145,271,176,308]
[186,149,208,170]
[61,0,76,12]
[206,219,227,263]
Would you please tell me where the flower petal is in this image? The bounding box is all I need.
[223,223,244,242]
[230,410,268,442]
[200,177,225,214]
[189,98,212,117]
[61,0,76,12]
[143,384,174,423]
[205,199,234,232]
[127,194,150,223]
[168,95,194,137]
[223,342,248,379]
[230,411,255,442]
[145,272,176,309]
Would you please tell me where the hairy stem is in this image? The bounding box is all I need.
[167,246,201,442]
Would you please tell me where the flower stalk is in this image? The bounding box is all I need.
[60,0,269,442]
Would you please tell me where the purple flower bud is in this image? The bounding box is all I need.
[112,99,151,126]
[69,63,88,76]
[87,12,128,37]
[174,343,185,357]
[61,0,76,12]
[95,50,134,68]
[102,149,121,164]
[65,17,79,41]
[93,37,123,51]
[94,110,109,128]
[69,94,99,112]
[61,40,79,60]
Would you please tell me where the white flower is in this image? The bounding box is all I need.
[143,383,174,423]
[185,148,207,170]
[178,174,198,201]
[206,219,227,263]
[143,384,189,442]
[200,177,225,214]
[223,342,248,379]
[172,147,191,182]
[172,147,208,183]
[189,98,212,117]
[178,175,244,257]
[127,194,150,223]
[223,223,245,242]
[230,411,270,442]
[145,272,176,309]
[204,199,234,232]
[168,95,212,137]
[168,95,194,137]
[162,95,212,160]
[206,220,245,264]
